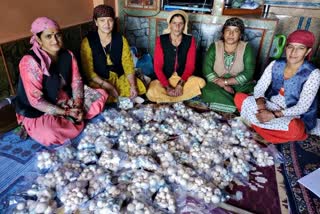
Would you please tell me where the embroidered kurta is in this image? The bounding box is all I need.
[201,41,256,113]
[16,50,107,146]
[80,36,146,99]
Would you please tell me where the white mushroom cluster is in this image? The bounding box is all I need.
[130,105,154,123]
[155,186,176,213]
[118,96,134,110]
[14,187,57,214]
[87,195,123,213]
[128,170,165,198]
[126,199,155,214]
[77,149,98,164]
[130,156,159,171]
[85,122,119,138]
[59,181,89,212]
[37,151,58,170]
[77,135,96,150]
[98,149,130,171]
[252,150,275,167]
[36,161,82,189]
[56,145,76,161]
[11,102,276,213]
[118,131,150,156]
[166,165,226,204]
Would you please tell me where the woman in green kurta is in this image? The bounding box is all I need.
[201,17,256,113]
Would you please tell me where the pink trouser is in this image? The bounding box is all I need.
[17,89,108,146]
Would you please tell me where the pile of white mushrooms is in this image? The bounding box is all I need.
[12,103,275,213]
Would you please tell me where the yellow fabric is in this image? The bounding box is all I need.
[80,36,146,101]
[146,72,206,103]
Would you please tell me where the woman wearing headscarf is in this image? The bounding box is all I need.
[15,17,107,146]
[201,17,256,114]
[80,5,146,102]
[234,30,320,143]
[146,10,206,103]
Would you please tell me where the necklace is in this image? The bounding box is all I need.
[223,42,238,73]
[224,52,236,73]
[101,42,112,56]
[170,35,182,47]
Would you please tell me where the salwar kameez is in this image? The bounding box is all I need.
[235,60,320,143]
[234,92,307,143]
[81,36,146,102]
[201,40,256,113]
[16,51,107,146]
[147,72,205,103]
[201,76,254,113]
[146,35,205,103]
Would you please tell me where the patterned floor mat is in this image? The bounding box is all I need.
[278,136,320,214]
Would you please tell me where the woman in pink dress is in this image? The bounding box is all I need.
[15,17,108,146]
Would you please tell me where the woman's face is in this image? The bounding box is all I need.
[285,42,311,65]
[37,28,63,56]
[169,16,185,36]
[95,17,114,35]
[223,26,241,45]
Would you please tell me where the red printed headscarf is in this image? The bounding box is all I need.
[287,30,315,60]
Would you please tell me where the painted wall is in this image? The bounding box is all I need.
[118,1,278,77]
[0,0,94,44]
[94,0,117,13]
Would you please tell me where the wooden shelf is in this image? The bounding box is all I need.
[223,7,263,16]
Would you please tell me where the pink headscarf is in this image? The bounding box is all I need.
[30,17,60,76]
[286,30,315,60]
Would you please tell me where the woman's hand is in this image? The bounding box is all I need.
[173,85,183,96]
[256,97,266,111]
[166,85,176,96]
[65,108,84,122]
[255,109,275,123]
[214,78,234,94]
[127,74,138,99]
[130,86,138,99]
[223,85,234,94]
[72,98,83,109]
[101,81,119,97]
[214,78,225,88]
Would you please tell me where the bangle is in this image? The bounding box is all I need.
[224,79,228,86]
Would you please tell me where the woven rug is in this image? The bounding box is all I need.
[277,136,320,214]
[226,164,288,214]
[0,114,105,210]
